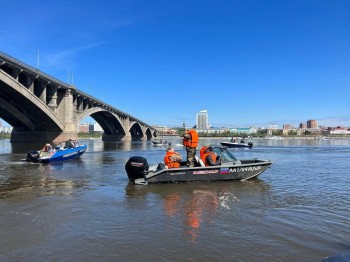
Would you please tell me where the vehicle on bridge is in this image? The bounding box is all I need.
[125,145,274,185]
[25,140,87,163]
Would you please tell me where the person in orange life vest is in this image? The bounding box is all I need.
[183,128,199,167]
[202,146,221,166]
[199,145,208,159]
[164,145,182,169]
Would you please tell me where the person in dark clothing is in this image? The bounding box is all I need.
[65,139,75,149]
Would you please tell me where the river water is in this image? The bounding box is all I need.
[1,138,350,262]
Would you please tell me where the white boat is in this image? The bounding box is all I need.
[265,136,284,140]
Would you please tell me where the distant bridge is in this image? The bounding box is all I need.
[0,52,156,143]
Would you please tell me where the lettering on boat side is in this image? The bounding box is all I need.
[193,170,219,175]
[130,162,144,167]
[63,151,79,158]
[230,166,261,173]
[170,172,186,176]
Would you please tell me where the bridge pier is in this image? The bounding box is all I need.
[10,130,78,144]
[102,133,132,142]
[102,133,150,141]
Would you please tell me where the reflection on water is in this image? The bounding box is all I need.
[1,138,350,261]
[125,179,271,243]
[0,159,88,200]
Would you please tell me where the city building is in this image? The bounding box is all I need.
[196,110,209,130]
[230,127,257,135]
[91,123,103,133]
[153,125,177,135]
[79,122,103,133]
[79,123,90,133]
[324,126,350,135]
[283,124,294,130]
[299,123,306,129]
[307,119,318,129]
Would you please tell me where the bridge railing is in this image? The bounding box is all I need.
[0,51,69,88]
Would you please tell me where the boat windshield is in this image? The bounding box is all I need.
[212,147,238,162]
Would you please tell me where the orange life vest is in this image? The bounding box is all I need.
[164,151,181,168]
[183,129,199,148]
[203,151,217,166]
[199,146,208,159]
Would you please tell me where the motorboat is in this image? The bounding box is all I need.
[220,141,253,148]
[25,140,87,163]
[125,145,274,185]
[151,140,170,146]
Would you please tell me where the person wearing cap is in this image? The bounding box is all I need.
[201,146,221,166]
[164,146,182,169]
[183,128,199,167]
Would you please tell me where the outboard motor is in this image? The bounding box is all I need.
[25,151,40,162]
[125,156,149,181]
[248,142,253,147]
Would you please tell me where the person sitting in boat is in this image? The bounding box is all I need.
[42,143,53,153]
[202,146,221,166]
[199,145,208,159]
[164,145,182,169]
[230,137,236,143]
[240,138,245,143]
[65,139,75,149]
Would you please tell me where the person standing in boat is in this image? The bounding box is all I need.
[183,128,199,167]
[202,146,221,166]
[164,146,182,169]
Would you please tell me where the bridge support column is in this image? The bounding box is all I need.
[10,130,77,144]
[57,89,78,140]
[102,133,132,141]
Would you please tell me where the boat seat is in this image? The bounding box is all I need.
[195,156,205,167]
[156,162,166,172]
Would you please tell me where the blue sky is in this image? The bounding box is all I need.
[1,0,350,128]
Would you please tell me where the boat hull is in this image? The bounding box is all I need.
[220,142,253,148]
[144,160,273,184]
[152,140,169,146]
[25,145,87,163]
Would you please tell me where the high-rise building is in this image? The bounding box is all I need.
[283,124,293,130]
[299,123,306,129]
[196,110,209,130]
[307,119,318,129]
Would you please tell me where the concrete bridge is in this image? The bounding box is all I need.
[0,52,156,143]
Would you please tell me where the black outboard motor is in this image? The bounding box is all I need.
[25,151,40,162]
[248,142,253,147]
[125,156,149,181]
